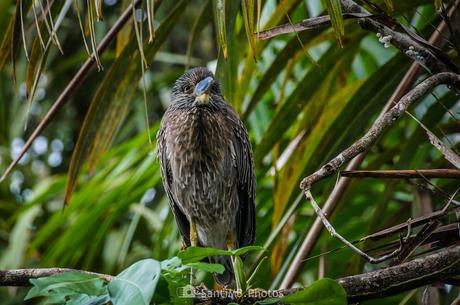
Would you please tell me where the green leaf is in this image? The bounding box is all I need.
[178,246,232,264]
[186,262,225,274]
[213,0,227,59]
[66,294,110,305]
[280,278,347,305]
[325,0,344,46]
[178,245,264,264]
[233,256,247,292]
[231,245,264,256]
[241,0,256,60]
[24,272,107,300]
[108,259,161,305]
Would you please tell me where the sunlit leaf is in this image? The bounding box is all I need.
[178,247,232,264]
[108,259,161,305]
[280,278,347,305]
[185,262,225,274]
[24,272,107,300]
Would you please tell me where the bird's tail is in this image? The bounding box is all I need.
[209,255,234,286]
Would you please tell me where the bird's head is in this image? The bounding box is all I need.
[171,67,223,107]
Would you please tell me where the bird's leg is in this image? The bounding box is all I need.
[189,219,198,286]
[226,232,236,250]
[190,220,199,248]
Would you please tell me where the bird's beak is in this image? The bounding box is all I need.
[194,76,213,104]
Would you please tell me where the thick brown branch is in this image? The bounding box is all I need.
[2,246,460,304]
[341,169,460,179]
[300,72,460,191]
[0,268,112,286]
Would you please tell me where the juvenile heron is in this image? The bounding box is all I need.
[156,67,256,286]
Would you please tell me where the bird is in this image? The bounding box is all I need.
[156,67,256,286]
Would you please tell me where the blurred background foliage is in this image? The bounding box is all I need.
[0,0,459,304]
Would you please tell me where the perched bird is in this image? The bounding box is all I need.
[157,67,256,286]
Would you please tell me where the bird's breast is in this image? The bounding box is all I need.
[166,107,237,211]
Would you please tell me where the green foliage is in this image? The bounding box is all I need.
[280,279,347,305]
[0,0,458,304]
[260,278,347,305]
[24,253,347,305]
[25,272,109,304]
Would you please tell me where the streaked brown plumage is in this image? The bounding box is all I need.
[156,67,256,285]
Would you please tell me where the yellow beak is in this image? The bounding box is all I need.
[196,93,210,104]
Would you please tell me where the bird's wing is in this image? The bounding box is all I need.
[227,107,256,247]
[157,122,191,247]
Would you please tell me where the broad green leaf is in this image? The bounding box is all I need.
[64,0,188,203]
[233,255,247,292]
[178,246,232,264]
[231,245,264,256]
[66,294,110,305]
[186,262,225,273]
[280,278,347,305]
[24,272,107,300]
[108,259,161,305]
[178,245,264,264]
[325,0,345,46]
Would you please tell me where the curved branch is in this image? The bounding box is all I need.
[300,72,460,191]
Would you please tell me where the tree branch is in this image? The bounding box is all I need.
[279,1,460,288]
[258,0,458,75]
[2,246,460,303]
[341,169,460,179]
[300,72,460,191]
[0,268,112,286]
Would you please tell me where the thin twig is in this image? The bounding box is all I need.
[341,169,460,179]
[305,190,404,263]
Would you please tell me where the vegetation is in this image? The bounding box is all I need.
[0,0,459,304]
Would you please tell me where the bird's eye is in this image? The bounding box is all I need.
[183,84,193,94]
